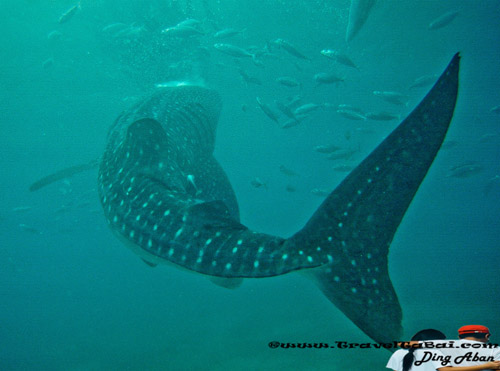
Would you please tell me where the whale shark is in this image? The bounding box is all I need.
[97,53,460,343]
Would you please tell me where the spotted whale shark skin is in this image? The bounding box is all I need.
[98,54,460,343]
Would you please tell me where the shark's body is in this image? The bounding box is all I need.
[98,54,460,343]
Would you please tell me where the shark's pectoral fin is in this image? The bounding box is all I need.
[290,53,460,343]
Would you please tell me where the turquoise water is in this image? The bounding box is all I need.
[1,1,499,370]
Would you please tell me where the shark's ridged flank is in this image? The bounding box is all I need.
[98,54,460,343]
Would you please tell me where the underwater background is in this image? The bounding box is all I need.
[1,0,499,370]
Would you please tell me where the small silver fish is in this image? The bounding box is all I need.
[281,115,307,129]
[276,77,301,87]
[332,164,354,172]
[327,149,357,161]
[58,3,80,24]
[279,165,299,177]
[441,140,459,149]
[483,175,500,196]
[113,25,144,40]
[12,206,33,212]
[373,91,409,106]
[273,38,310,60]
[162,26,204,37]
[42,58,54,69]
[102,23,128,36]
[490,105,500,114]
[479,133,499,143]
[337,109,366,121]
[320,49,359,70]
[346,0,376,42]
[256,97,279,123]
[428,10,459,30]
[250,177,267,189]
[314,145,341,154]
[285,95,302,108]
[214,28,245,39]
[238,69,262,86]
[446,162,483,178]
[19,223,42,235]
[213,43,254,58]
[365,112,400,121]
[314,72,344,85]
[310,188,329,197]
[47,30,63,41]
[293,103,323,116]
[409,74,438,89]
[337,104,365,114]
[275,101,297,119]
[176,19,201,28]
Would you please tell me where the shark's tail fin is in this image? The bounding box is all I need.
[286,53,460,342]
